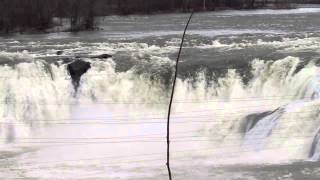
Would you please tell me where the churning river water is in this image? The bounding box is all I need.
[1,7,320,180]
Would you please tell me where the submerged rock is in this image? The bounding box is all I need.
[56,51,64,55]
[92,54,112,59]
[67,60,91,91]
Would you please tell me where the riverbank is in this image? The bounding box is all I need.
[1,3,320,35]
[2,0,320,33]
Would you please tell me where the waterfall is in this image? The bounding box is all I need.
[1,48,320,163]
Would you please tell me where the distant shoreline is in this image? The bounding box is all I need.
[0,3,319,35]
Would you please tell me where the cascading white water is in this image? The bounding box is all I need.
[1,43,320,163]
[2,7,320,179]
[0,52,73,146]
[242,108,284,151]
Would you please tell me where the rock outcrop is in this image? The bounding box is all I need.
[64,54,111,91]
[67,60,91,91]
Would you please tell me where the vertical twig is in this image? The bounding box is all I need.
[166,12,194,180]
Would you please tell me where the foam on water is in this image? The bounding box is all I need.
[1,49,320,166]
[1,11,320,177]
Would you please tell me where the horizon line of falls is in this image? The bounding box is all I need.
[2,50,320,164]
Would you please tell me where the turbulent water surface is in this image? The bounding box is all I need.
[1,8,320,180]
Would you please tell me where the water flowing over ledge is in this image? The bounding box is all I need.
[1,9,320,179]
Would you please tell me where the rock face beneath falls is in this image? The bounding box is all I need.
[65,53,111,91]
[241,111,273,133]
[67,60,91,91]
[309,129,320,160]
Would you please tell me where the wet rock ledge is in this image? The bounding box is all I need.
[67,60,91,91]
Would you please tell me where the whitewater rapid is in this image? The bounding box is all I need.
[1,8,320,179]
[1,43,320,164]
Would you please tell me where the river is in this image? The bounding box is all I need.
[1,7,320,180]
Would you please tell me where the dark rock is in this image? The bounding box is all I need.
[67,60,91,91]
[240,108,282,134]
[92,54,112,59]
[309,129,320,159]
[56,51,64,55]
[240,111,273,133]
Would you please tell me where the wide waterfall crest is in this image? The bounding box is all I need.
[1,52,320,164]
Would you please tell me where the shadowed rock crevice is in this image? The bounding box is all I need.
[67,60,91,91]
[240,111,274,133]
[309,129,320,160]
